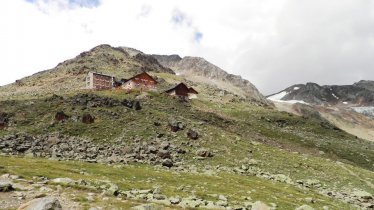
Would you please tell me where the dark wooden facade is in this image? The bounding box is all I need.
[166,83,198,99]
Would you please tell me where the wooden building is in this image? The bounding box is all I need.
[165,83,199,99]
[121,72,157,91]
[188,87,199,99]
[86,72,115,90]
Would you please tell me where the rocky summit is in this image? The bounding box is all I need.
[0,45,373,210]
[267,81,374,106]
[153,54,268,104]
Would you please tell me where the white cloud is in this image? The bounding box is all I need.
[1,0,374,95]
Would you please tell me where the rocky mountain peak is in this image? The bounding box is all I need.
[153,54,268,104]
[268,81,374,106]
[354,80,374,91]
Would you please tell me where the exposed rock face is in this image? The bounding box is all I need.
[152,54,268,104]
[268,81,374,106]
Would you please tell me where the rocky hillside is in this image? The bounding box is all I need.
[0,45,174,99]
[0,44,268,105]
[268,81,374,106]
[152,55,268,104]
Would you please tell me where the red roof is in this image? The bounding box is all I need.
[127,72,157,84]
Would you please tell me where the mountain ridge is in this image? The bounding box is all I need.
[268,81,374,106]
[152,54,267,103]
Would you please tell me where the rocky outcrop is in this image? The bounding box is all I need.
[354,80,374,91]
[0,134,185,167]
[152,55,269,104]
[0,180,13,192]
[18,197,62,210]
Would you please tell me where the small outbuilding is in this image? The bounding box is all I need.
[165,83,199,99]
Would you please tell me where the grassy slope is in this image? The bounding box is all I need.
[0,90,373,197]
[0,156,351,210]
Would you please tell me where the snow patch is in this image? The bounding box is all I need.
[351,107,374,117]
[332,93,339,99]
[268,91,288,100]
[343,102,348,105]
[282,100,309,105]
[293,87,300,90]
[268,91,309,104]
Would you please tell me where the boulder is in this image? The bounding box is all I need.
[186,129,199,140]
[168,118,185,132]
[159,141,170,150]
[55,111,69,122]
[51,177,74,185]
[133,101,142,110]
[17,197,62,210]
[218,195,227,201]
[169,197,181,204]
[295,205,315,210]
[216,200,228,207]
[0,181,13,192]
[251,201,270,210]
[0,112,9,129]
[162,159,174,168]
[131,204,161,210]
[196,148,213,157]
[82,113,95,124]
[121,99,133,108]
[157,150,171,159]
[107,183,119,196]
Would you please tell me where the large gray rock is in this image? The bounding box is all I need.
[196,148,213,157]
[295,205,315,210]
[51,178,74,185]
[251,201,270,210]
[18,197,62,210]
[131,204,161,210]
[161,159,173,168]
[0,180,13,192]
[186,129,199,140]
[107,183,119,196]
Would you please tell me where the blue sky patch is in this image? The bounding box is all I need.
[25,0,100,8]
[194,32,203,43]
[171,10,186,25]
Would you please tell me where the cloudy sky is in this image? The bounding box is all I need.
[1,0,374,94]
